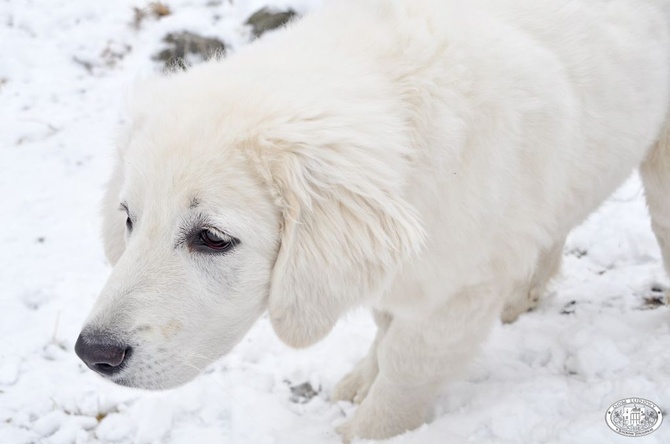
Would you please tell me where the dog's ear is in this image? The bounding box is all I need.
[245,137,424,348]
[101,157,126,266]
[102,96,147,266]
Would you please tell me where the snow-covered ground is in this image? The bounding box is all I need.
[1,1,669,443]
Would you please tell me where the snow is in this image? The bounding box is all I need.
[1,1,669,443]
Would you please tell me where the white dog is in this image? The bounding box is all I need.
[75,0,670,441]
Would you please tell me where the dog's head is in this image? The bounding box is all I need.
[75,59,423,389]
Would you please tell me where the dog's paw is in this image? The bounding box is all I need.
[335,401,425,442]
[334,375,433,442]
[335,420,356,444]
[331,359,377,404]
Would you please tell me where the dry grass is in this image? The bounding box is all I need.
[132,2,172,29]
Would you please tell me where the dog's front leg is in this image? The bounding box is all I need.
[337,288,502,442]
[332,310,392,404]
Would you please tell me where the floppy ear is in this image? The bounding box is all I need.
[101,156,126,266]
[102,111,143,266]
[245,137,424,348]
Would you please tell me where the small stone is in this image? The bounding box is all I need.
[154,31,226,69]
[289,381,319,404]
[560,300,577,315]
[246,8,297,39]
[642,294,666,309]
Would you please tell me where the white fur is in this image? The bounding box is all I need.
[80,0,670,440]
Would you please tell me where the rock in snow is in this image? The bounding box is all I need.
[154,31,226,69]
[246,7,298,38]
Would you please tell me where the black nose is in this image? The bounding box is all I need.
[74,332,131,377]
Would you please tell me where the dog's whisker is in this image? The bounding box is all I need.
[172,356,237,399]
[179,352,220,368]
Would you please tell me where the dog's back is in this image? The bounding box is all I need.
[362,0,670,297]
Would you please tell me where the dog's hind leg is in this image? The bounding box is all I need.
[501,238,564,323]
[331,310,391,404]
[641,120,670,279]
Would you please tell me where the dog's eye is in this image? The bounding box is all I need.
[194,229,237,253]
[120,203,133,234]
